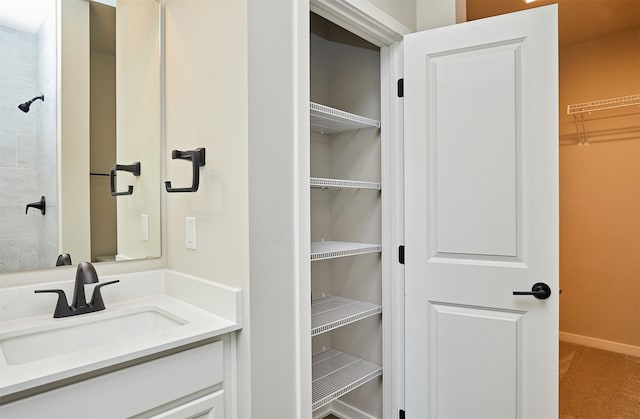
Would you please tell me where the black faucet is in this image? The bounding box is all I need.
[25,196,46,215]
[56,253,72,266]
[34,262,119,318]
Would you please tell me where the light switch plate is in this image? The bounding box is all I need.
[186,217,196,250]
[140,214,149,241]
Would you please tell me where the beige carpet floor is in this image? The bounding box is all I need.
[560,341,640,419]
[323,343,639,419]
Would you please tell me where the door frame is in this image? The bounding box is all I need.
[302,1,409,417]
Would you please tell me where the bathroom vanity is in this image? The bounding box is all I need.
[0,270,241,418]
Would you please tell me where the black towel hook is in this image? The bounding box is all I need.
[110,162,141,196]
[165,148,206,193]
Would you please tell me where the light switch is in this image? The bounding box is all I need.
[186,217,196,250]
[140,214,149,241]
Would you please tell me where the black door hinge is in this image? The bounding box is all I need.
[399,245,405,264]
[397,78,404,97]
[399,409,405,419]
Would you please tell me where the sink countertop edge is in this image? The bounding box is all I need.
[0,271,242,400]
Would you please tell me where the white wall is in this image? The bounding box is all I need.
[0,0,469,414]
[164,0,250,416]
[417,0,457,30]
[367,0,417,31]
[348,0,461,32]
[115,0,161,261]
[247,0,310,416]
[60,0,91,263]
[89,49,117,261]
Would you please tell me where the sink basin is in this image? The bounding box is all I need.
[0,308,187,366]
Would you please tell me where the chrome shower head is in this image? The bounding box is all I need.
[18,95,44,113]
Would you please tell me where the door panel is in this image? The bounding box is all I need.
[404,5,558,418]
[429,303,525,419]
[431,42,522,258]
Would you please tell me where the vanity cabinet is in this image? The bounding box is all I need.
[0,337,235,419]
[150,390,224,419]
[309,13,384,416]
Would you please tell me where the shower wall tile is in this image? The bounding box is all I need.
[0,167,37,203]
[17,238,38,271]
[0,105,25,134]
[16,36,37,68]
[1,26,36,71]
[0,26,38,139]
[1,81,39,123]
[37,9,59,264]
[17,133,37,168]
[39,239,58,269]
[0,26,18,63]
[0,130,17,168]
[38,12,57,92]
[0,205,38,240]
[1,8,57,273]
[38,202,58,265]
[44,204,57,240]
[4,63,37,88]
[0,239,18,273]
[13,107,37,136]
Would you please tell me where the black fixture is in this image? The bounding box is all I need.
[513,282,552,300]
[25,196,46,215]
[34,262,119,318]
[110,162,141,196]
[56,253,72,266]
[165,148,206,193]
[18,95,44,113]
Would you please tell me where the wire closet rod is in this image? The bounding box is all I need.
[567,94,640,115]
[567,94,640,145]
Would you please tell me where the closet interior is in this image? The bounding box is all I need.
[309,13,384,417]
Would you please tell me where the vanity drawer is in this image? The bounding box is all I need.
[151,389,224,419]
[0,340,224,418]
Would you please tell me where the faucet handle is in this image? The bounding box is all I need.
[89,280,120,311]
[34,289,71,318]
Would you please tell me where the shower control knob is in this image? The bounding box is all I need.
[513,282,552,300]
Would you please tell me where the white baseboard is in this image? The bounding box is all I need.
[312,400,377,419]
[560,332,640,357]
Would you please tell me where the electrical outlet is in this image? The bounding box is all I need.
[186,217,196,250]
[140,214,149,241]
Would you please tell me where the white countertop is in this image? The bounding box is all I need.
[0,269,242,399]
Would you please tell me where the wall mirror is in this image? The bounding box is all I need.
[0,0,162,274]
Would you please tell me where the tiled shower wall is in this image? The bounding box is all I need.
[0,25,39,273]
[0,16,57,273]
[37,9,59,269]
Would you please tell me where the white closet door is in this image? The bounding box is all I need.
[404,5,558,418]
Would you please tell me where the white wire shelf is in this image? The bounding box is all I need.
[310,177,381,190]
[312,348,382,411]
[310,102,381,135]
[311,241,382,261]
[312,295,381,336]
[567,94,640,114]
[566,94,640,145]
